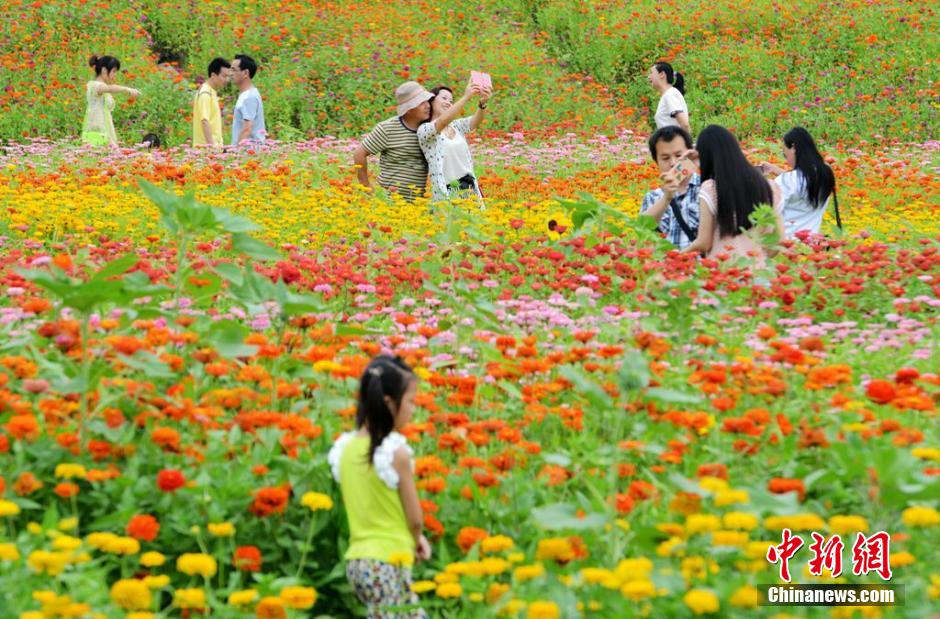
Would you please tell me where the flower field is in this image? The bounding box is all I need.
[0,1,939,618]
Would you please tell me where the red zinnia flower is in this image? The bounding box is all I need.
[249,486,290,517]
[866,379,897,404]
[156,469,186,493]
[126,514,160,542]
[233,545,262,571]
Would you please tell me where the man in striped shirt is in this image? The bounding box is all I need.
[353,81,433,201]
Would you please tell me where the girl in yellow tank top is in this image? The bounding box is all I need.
[328,355,430,618]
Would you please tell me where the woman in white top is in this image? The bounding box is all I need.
[759,127,836,239]
[648,62,690,134]
[417,80,492,205]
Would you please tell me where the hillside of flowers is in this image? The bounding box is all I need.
[0,1,939,618]
[1,0,937,143]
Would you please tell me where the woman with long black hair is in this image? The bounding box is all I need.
[759,127,837,238]
[683,125,785,266]
[648,61,690,134]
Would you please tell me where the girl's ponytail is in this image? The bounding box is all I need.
[673,71,685,95]
[356,356,416,464]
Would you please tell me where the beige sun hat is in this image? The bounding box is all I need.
[395,81,433,116]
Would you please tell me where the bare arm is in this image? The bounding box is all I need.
[674,111,691,135]
[200,119,215,146]
[765,208,786,257]
[469,86,492,132]
[394,447,431,561]
[684,197,714,255]
[93,83,140,97]
[352,144,370,187]
[645,189,674,224]
[237,119,253,144]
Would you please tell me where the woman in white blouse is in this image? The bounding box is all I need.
[417,80,492,205]
[759,127,836,239]
[648,62,690,134]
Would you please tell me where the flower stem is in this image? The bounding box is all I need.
[295,515,316,578]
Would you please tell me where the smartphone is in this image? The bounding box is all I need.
[671,157,695,178]
[471,71,492,90]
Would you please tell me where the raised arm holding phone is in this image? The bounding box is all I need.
[639,126,701,249]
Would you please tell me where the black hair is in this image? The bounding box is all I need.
[356,355,417,463]
[783,127,835,210]
[234,54,258,79]
[654,62,685,95]
[208,57,231,78]
[141,133,161,149]
[648,126,693,160]
[89,55,121,76]
[696,124,774,238]
[428,85,453,112]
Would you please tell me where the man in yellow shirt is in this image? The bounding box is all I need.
[192,57,231,148]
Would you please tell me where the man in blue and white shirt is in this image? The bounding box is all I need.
[640,126,700,250]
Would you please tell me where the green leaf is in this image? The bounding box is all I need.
[645,387,702,405]
[90,253,138,282]
[619,352,650,391]
[207,320,258,359]
[232,233,281,261]
[214,262,244,286]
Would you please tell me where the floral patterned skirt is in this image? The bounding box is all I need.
[346,559,428,618]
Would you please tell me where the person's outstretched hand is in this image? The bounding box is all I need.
[416,534,432,562]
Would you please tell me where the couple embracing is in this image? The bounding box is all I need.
[353,77,493,204]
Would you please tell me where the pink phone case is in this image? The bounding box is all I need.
[471,71,492,90]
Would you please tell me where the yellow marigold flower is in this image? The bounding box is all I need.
[126,613,155,619]
[388,551,414,567]
[481,534,515,553]
[656,536,684,557]
[535,538,573,562]
[434,571,459,584]
[173,588,207,609]
[27,550,67,575]
[764,513,826,531]
[207,522,235,537]
[929,574,940,599]
[280,586,317,609]
[301,492,334,511]
[890,552,915,567]
[902,506,940,527]
[681,556,719,580]
[698,476,729,493]
[27,522,43,535]
[685,514,721,535]
[712,530,749,548]
[481,557,510,575]
[498,599,527,616]
[143,575,170,589]
[621,579,656,600]
[746,541,775,560]
[229,589,259,606]
[0,543,20,561]
[0,500,22,517]
[507,552,525,563]
[656,522,685,538]
[829,515,869,535]
[723,511,758,531]
[412,580,437,594]
[110,579,152,610]
[469,592,484,602]
[514,563,545,581]
[731,585,759,608]
[54,464,87,479]
[86,532,117,549]
[177,553,218,578]
[684,588,720,615]
[615,557,653,583]
[581,567,614,585]
[52,536,82,552]
[256,597,285,616]
[140,551,165,567]
[58,518,79,531]
[714,489,749,507]
[436,582,462,598]
[414,367,431,380]
[911,447,940,461]
[20,613,44,619]
[112,536,140,555]
[526,600,560,619]
[67,552,91,565]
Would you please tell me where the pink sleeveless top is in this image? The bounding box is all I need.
[699,179,782,268]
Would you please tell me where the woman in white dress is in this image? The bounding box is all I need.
[759,127,837,239]
[648,62,690,134]
[417,80,492,206]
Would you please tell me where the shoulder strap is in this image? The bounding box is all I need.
[669,198,697,242]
